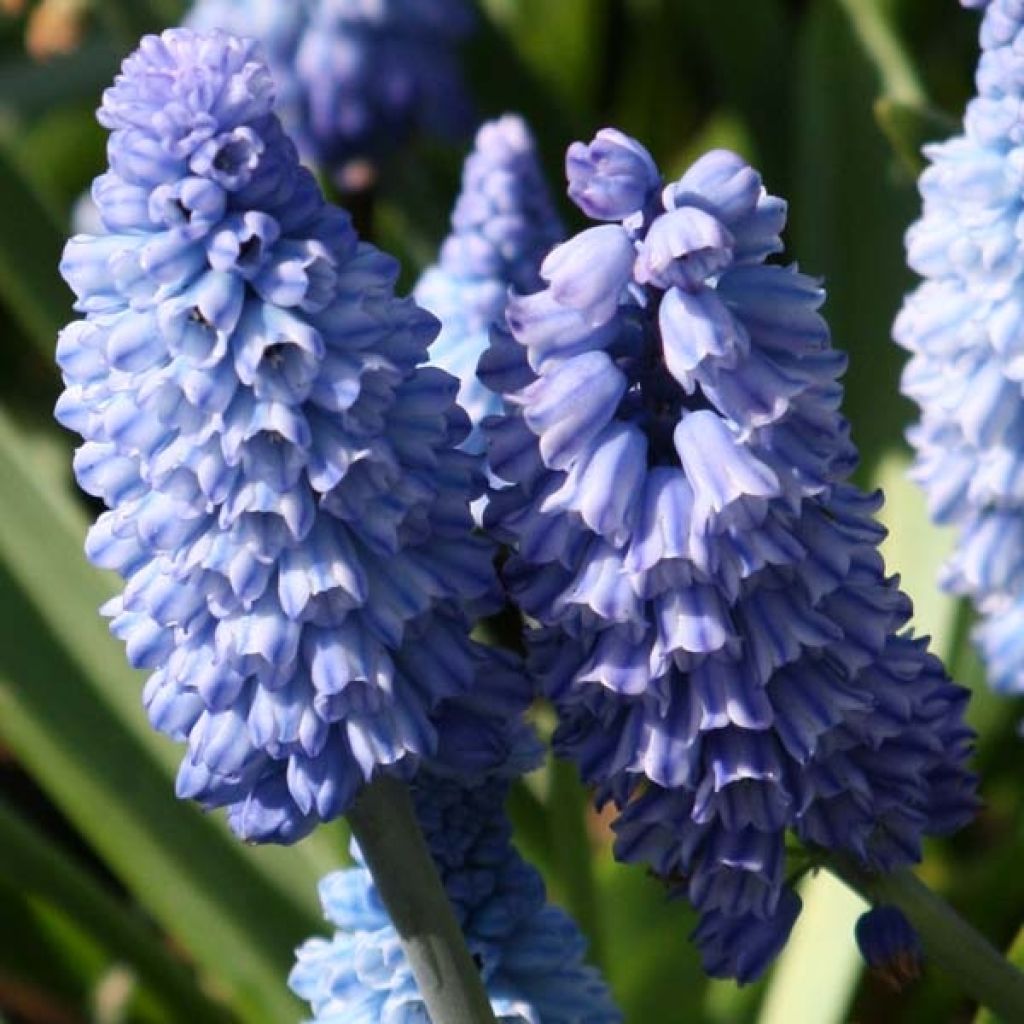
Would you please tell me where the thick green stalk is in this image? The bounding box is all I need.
[975,926,1024,1024]
[828,861,1024,1022]
[347,775,498,1024]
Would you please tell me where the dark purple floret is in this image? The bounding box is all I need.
[479,132,977,981]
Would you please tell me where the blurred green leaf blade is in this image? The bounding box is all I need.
[0,408,327,1023]
[0,143,70,358]
[0,797,231,1024]
[757,871,867,1024]
[792,0,920,480]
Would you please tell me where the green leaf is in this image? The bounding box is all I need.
[546,759,606,972]
[0,879,114,1020]
[477,0,612,118]
[17,106,106,212]
[0,570,309,1022]
[836,0,926,105]
[873,450,958,651]
[791,0,921,481]
[832,0,960,177]
[874,97,959,177]
[596,857,709,1022]
[672,0,793,190]
[0,798,229,1023]
[756,872,867,1024]
[506,776,555,880]
[975,927,1024,1024]
[0,142,71,357]
[0,408,336,1023]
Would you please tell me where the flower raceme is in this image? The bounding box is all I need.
[895,0,1024,696]
[55,28,522,844]
[186,0,475,186]
[291,722,622,1023]
[478,130,977,981]
[414,113,563,460]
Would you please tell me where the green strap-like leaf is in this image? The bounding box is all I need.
[548,759,606,972]
[875,97,960,177]
[836,0,926,106]
[835,0,961,176]
[790,0,920,481]
[0,143,70,358]
[975,926,1024,1024]
[0,409,334,1023]
[0,798,230,1023]
[0,568,310,1023]
[756,872,868,1024]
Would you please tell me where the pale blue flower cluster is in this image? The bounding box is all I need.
[55,28,514,844]
[186,0,475,183]
[290,726,622,1023]
[895,0,1024,695]
[478,129,977,980]
[415,114,563,458]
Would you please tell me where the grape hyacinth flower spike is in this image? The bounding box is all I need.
[186,0,475,187]
[415,113,563,460]
[55,27,520,844]
[479,129,977,981]
[895,0,1024,696]
[291,717,622,1023]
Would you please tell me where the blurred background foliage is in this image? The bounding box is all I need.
[0,0,1018,1021]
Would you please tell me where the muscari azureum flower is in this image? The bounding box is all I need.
[291,716,622,1023]
[186,0,475,186]
[478,129,977,981]
[414,113,563,458]
[894,0,1024,696]
[55,27,521,844]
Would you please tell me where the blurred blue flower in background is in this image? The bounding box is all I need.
[479,131,977,981]
[895,0,1024,697]
[55,27,517,844]
[291,720,622,1023]
[415,113,562,461]
[186,0,475,187]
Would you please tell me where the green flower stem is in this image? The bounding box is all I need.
[827,859,1024,1021]
[347,775,498,1024]
[975,926,1024,1024]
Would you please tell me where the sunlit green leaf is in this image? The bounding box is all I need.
[756,872,867,1024]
